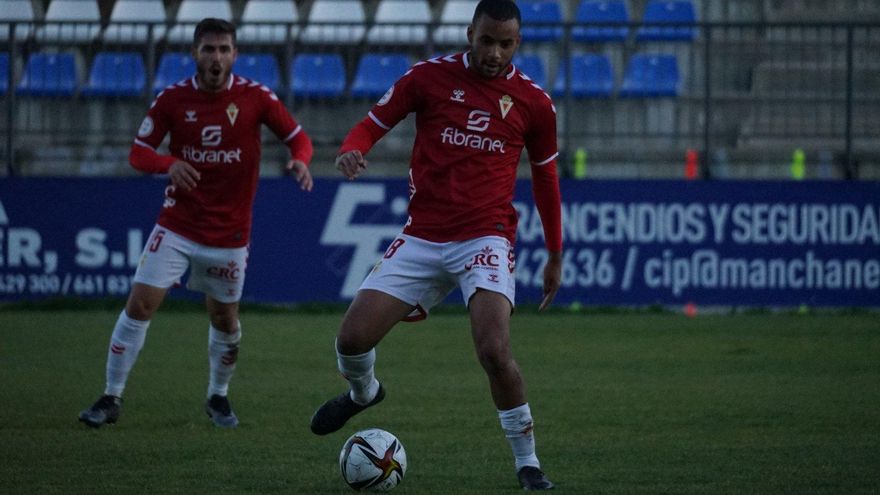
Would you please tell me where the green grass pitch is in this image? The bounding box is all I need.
[0,308,878,494]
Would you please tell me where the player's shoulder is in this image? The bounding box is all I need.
[509,66,555,111]
[232,75,282,101]
[154,77,195,101]
[409,52,464,76]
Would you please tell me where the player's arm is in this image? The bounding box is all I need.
[337,66,419,180]
[525,95,563,311]
[262,89,315,191]
[129,98,201,192]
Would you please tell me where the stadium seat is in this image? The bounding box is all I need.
[238,0,299,45]
[0,53,9,94]
[290,53,346,98]
[350,53,411,98]
[81,52,147,97]
[233,53,282,92]
[618,53,680,97]
[152,52,194,93]
[552,53,614,98]
[636,0,697,42]
[433,0,478,46]
[102,0,168,44]
[367,0,432,45]
[571,0,630,42]
[35,0,102,44]
[512,54,547,89]
[0,0,35,43]
[17,52,78,97]
[520,0,563,42]
[166,0,233,45]
[299,0,366,45]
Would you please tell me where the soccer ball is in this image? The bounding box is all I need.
[339,428,407,491]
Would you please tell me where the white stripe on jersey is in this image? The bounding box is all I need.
[368,111,391,130]
[133,138,156,151]
[532,152,559,166]
[283,125,302,142]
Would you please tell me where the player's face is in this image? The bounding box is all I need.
[467,14,521,79]
[193,32,237,92]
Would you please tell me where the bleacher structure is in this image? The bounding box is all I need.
[1,0,879,179]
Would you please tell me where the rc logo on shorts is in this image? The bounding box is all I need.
[201,125,223,147]
[465,246,500,271]
[207,261,241,281]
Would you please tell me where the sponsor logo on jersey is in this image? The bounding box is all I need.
[181,145,242,164]
[207,260,241,281]
[226,103,239,126]
[201,125,222,147]
[499,95,513,119]
[450,89,465,102]
[466,110,491,132]
[137,116,154,137]
[185,110,197,122]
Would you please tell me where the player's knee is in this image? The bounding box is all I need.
[124,298,157,320]
[475,344,512,376]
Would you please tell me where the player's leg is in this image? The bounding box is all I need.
[455,236,554,490]
[187,243,248,428]
[310,289,413,435]
[469,290,554,490]
[203,296,241,427]
[79,226,185,428]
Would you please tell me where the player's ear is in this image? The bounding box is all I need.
[467,24,474,45]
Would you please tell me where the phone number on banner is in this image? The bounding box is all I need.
[0,273,134,297]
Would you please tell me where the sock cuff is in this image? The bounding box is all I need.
[209,323,241,344]
[335,341,376,364]
[498,403,533,431]
[120,310,150,332]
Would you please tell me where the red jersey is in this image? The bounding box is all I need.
[130,75,312,247]
[341,52,561,249]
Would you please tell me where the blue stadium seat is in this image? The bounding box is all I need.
[350,53,411,98]
[513,54,547,89]
[16,53,77,97]
[81,52,146,97]
[153,52,194,93]
[552,54,614,98]
[520,0,563,42]
[619,53,679,97]
[0,53,9,94]
[290,53,346,98]
[636,0,697,42]
[233,53,282,93]
[571,1,630,42]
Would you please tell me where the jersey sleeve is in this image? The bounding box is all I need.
[338,66,421,156]
[526,93,563,252]
[129,91,176,173]
[259,87,313,165]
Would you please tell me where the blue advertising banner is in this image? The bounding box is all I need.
[1,178,878,307]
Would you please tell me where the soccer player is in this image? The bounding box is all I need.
[78,18,314,428]
[309,1,561,490]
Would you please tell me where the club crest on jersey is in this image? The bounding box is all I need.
[499,95,513,119]
[450,89,465,102]
[226,103,239,126]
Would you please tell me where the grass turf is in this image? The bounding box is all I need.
[0,309,878,494]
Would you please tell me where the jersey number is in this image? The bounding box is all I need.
[383,238,406,259]
[148,230,166,253]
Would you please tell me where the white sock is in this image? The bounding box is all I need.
[104,310,149,397]
[498,403,540,471]
[207,323,241,398]
[336,343,380,405]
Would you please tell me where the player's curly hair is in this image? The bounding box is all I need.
[193,17,237,46]
[473,0,522,26]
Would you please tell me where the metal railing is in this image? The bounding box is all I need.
[2,20,879,179]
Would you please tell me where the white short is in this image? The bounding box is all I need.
[360,234,516,319]
[133,225,249,303]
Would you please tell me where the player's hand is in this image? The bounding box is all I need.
[335,151,367,180]
[539,250,562,311]
[286,159,313,192]
[169,160,200,192]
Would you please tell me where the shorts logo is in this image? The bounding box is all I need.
[466,110,491,132]
[465,246,500,271]
[207,260,241,281]
[202,125,223,147]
